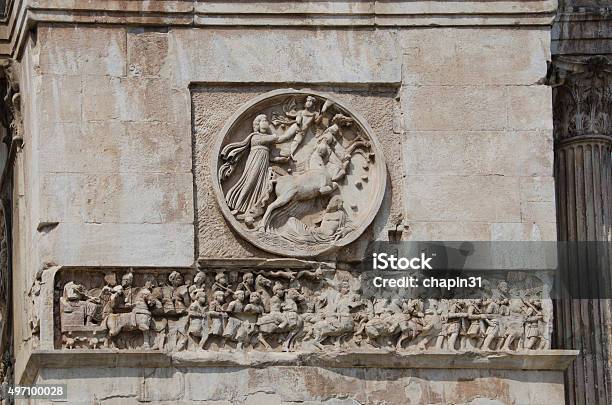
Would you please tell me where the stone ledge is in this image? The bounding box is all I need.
[0,0,558,57]
[22,349,578,384]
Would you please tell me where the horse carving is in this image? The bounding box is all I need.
[100,282,160,349]
[256,288,304,351]
[259,131,348,230]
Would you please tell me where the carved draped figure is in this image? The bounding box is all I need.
[225,132,278,216]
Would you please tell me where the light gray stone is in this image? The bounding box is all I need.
[37,223,194,267]
[167,28,401,86]
[37,26,128,77]
[38,172,193,224]
[402,131,553,176]
[402,86,508,131]
[490,222,557,241]
[404,175,521,222]
[39,121,192,174]
[507,86,554,131]
[520,176,557,203]
[400,28,550,85]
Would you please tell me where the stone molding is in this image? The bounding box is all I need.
[20,349,579,385]
[0,0,558,57]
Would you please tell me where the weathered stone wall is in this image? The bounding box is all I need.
[0,1,572,403]
[34,365,565,404]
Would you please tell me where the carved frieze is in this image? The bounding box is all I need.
[211,90,387,257]
[54,266,550,353]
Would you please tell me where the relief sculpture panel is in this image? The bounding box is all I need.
[54,267,550,353]
[211,89,387,257]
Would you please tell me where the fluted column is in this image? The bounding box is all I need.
[551,56,612,405]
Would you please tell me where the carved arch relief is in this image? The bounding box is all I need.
[211,90,387,257]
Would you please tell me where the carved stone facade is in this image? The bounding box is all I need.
[0,0,583,403]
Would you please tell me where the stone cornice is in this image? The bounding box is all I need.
[20,349,579,384]
[0,0,558,58]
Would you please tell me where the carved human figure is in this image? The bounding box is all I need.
[105,285,126,315]
[284,195,349,244]
[415,299,446,350]
[464,299,485,350]
[120,272,134,309]
[255,274,273,311]
[189,270,206,302]
[364,298,401,347]
[60,281,103,326]
[208,291,227,337]
[300,298,322,341]
[224,291,248,345]
[263,282,286,329]
[311,281,360,349]
[168,271,190,315]
[445,300,467,351]
[500,299,526,351]
[226,290,246,313]
[212,272,233,299]
[524,299,544,350]
[259,129,348,231]
[187,291,208,350]
[481,298,503,351]
[235,272,255,299]
[154,273,174,315]
[244,292,265,315]
[102,278,160,349]
[395,298,424,349]
[219,114,295,224]
[278,95,329,159]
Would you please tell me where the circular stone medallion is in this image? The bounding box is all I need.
[212,89,386,257]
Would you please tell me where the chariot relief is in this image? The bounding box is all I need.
[54,267,550,353]
[212,90,387,257]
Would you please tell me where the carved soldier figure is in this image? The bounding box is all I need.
[482,298,503,351]
[281,288,302,330]
[464,299,485,349]
[445,300,467,351]
[524,299,544,350]
[106,285,126,314]
[153,273,174,315]
[226,290,246,313]
[500,299,526,351]
[212,272,232,299]
[189,270,206,302]
[187,291,208,350]
[168,271,190,315]
[120,272,134,309]
[244,291,265,315]
[311,281,360,349]
[208,290,227,337]
[235,272,255,299]
[267,282,287,329]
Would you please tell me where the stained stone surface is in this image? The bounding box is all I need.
[34,365,566,404]
[0,1,572,403]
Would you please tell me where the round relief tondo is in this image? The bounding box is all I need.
[211,89,387,257]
